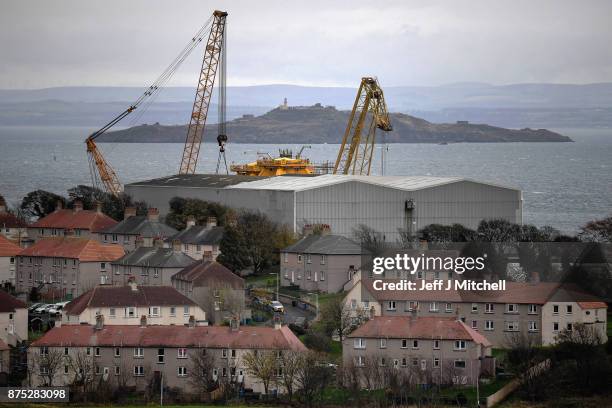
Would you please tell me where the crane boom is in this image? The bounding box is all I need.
[85,13,217,196]
[333,77,392,175]
[179,10,228,174]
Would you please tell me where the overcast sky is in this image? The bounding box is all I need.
[1,0,612,89]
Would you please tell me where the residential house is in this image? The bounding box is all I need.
[344,316,493,387]
[0,203,28,245]
[172,260,245,324]
[99,207,177,252]
[29,321,306,394]
[344,279,607,347]
[0,235,20,286]
[165,217,223,261]
[280,231,363,293]
[28,201,117,242]
[0,290,28,346]
[15,237,125,299]
[110,244,195,286]
[62,282,206,325]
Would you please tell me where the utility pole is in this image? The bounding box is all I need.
[160,371,164,406]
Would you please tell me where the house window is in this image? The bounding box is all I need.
[433,340,440,349]
[222,349,228,358]
[420,359,427,371]
[109,308,116,318]
[320,255,326,265]
[407,301,418,311]
[471,320,478,330]
[553,322,559,331]
[283,252,288,263]
[401,358,407,367]
[401,339,408,349]
[454,360,466,369]
[553,304,559,314]
[149,307,160,317]
[133,366,144,376]
[40,366,49,375]
[454,340,466,350]
[126,307,136,318]
[183,306,190,317]
[95,366,101,375]
[380,338,387,349]
[566,323,573,331]
[485,303,494,313]
[112,234,118,242]
[154,268,159,277]
[528,304,537,314]
[177,366,187,377]
[196,245,201,252]
[232,349,237,358]
[354,338,366,349]
[506,321,519,332]
[134,348,144,358]
[64,347,69,356]
[170,307,176,317]
[485,320,494,331]
[430,302,439,312]
[114,366,120,375]
[445,303,453,313]
[387,301,396,311]
[297,254,302,263]
[306,254,312,264]
[566,305,573,315]
[412,340,419,349]
[114,347,120,357]
[157,349,165,363]
[64,365,69,374]
[471,303,478,313]
[528,321,538,332]
[506,304,518,313]
[320,271,325,281]
[433,357,440,368]
[416,270,424,279]
[100,262,106,270]
[86,347,91,356]
[40,347,49,356]
[379,357,386,367]
[95,347,101,357]
[356,356,365,367]
[412,358,419,367]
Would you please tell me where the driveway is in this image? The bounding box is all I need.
[281,299,315,325]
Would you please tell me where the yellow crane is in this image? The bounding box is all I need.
[333,77,392,175]
[86,11,227,196]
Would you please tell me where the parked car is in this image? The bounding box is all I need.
[270,300,284,313]
[48,302,69,315]
[28,303,44,313]
[34,304,49,314]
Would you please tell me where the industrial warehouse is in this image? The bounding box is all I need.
[125,173,522,240]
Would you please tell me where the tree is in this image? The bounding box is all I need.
[66,350,98,393]
[217,224,250,273]
[242,349,278,395]
[417,223,476,243]
[20,190,66,219]
[353,224,385,256]
[278,350,303,401]
[33,348,63,386]
[165,197,235,230]
[67,185,147,221]
[579,216,612,242]
[189,348,218,397]
[319,295,356,342]
[296,351,334,407]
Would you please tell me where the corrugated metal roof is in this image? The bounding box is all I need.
[282,234,363,255]
[227,174,520,193]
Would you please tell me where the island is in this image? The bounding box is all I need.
[96,104,573,143]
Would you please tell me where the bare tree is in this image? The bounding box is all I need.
[66,350,98,393]
[242,349,278,396]
[278,350,303,401]
[295,351,333,408]
[189,348,218,396]
[33,348,63,386]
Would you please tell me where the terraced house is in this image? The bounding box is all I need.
[29,321,306,394]
[344,316,493,387]
[0,234,20,286]
[164,216,223,261]
[98,207,177,252]
[28,201,117,242]
[15,236,125,298]
[344,278,607,347]
[61,283,206,326]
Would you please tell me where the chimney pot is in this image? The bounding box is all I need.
[147,208,160,222]
[186,216,196,228]
[172,239,182,253]
[94,314,104,330]
[206,216,217,228]
[128,278,138,292]
[273,315,282,330]
[188,315,196,328]
[124,207,136,220]
[55,200,64,211]
[530,272,541,284]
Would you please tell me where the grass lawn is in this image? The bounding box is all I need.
[245,274,278,289]
[438,377,512,405]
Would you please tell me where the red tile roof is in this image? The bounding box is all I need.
[18,237,124,262]
[0,234,21,257]
[0,290,27,313]
[64,285,196,315]
[348,316,492,347]
[31,209,117,232]
[172,261,244,290]
[32,324,307,351]
[577,301,607,309]
[0,212,27,228]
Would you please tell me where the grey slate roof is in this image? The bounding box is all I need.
[101,216,177,238]
[113,247,196,268]
[282,234,363,255]
[166,226,225,245]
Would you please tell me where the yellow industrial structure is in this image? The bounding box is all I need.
[230,147,332,176]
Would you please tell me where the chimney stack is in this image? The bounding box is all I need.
[135,236,144,249]
[202,251,213,263]
[94,314,104,330]
[55,200,64,212]
[530,272,541,284]
[273,315,282,330]
[186,216,196,229]
[124,207,136,220]
[303,224,314,236]
[172,239,182,253]
[147,208,159,222]
[128,277,138,292]
[140,315,147,328]
[320,224,332,236]
[206,216,217,228]
[73,200,83,213]
[230,315,240,331]
[188,315,196,328]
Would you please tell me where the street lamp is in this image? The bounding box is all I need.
[269,272,279,301]
[308,292,319,318]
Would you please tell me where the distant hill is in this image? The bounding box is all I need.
[96,105,572,144]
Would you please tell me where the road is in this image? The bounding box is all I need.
[281,299,315,325]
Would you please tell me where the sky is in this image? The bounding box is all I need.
[1,0,612,89]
